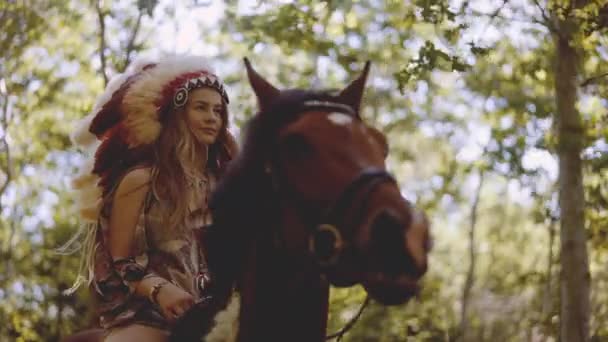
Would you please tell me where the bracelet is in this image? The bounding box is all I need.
[149,280,169,306]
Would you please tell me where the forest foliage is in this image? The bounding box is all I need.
[0,0,606,341]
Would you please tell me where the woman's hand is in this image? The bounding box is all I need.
[155,282,195,324]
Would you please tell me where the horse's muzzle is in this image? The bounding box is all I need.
[362,207,431,305]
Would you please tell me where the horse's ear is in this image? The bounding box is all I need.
[244,57,280,112]
[338,61,371,115]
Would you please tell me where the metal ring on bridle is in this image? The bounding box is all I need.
[308,224,344,266]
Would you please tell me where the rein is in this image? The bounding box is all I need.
[325,294,370,341]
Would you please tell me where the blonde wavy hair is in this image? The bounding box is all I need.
[153,92,233,229]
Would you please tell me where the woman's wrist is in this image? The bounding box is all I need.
[148,279,170,305]
[134,274,167,299]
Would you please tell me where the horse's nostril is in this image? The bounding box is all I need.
[370,211,407,274]
[370,210,428,278]
[371,211,403,247]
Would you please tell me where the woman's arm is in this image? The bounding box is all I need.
[107,167,194,320]
[108,167,160,297]
[108,168,150,260]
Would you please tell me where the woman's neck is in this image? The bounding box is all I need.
[182,143,209,179]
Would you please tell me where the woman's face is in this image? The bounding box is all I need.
[184,87,223,145]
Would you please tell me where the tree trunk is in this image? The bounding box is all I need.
[54,284,65,342]
[542,220,556,335]
[553,16,590,342]
[459,170,485,341]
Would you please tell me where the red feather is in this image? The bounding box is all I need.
[93,125,154,195]
[89,74,140,137]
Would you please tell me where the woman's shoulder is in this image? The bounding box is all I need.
[114,166,153,198]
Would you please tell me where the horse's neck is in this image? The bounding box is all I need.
[237,241,330,342]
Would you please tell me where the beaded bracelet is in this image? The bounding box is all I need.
[149,280,169,306]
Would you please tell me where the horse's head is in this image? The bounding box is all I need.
[234,59,431,305]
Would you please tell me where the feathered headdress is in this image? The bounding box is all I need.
[70,54,230,222]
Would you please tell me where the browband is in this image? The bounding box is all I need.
[301,100,355,116]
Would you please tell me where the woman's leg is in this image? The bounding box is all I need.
[104,324,169,342]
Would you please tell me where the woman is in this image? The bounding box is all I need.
[68,55,238,341]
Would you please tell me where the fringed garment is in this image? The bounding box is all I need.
[90,166,215,333]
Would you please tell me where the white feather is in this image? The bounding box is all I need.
[204,292,241,342]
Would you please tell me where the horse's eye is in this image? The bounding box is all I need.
[280,133,313,160]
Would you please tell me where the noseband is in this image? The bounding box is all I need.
[266,101,397,274]
[309,168,396,267]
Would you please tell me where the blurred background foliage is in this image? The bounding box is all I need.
[0,0,606,341]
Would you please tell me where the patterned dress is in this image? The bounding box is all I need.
[91,167,215,332]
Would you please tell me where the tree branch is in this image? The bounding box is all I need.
[95,0,108,86]
[121,10,144,72]
[471,9,547,27]
[0,93,12,199]
[532,0,560,34]
[459,168,486,341]
[581,72,608,87]
[3,206,21,292]
[477,0,509,38]
[0,92,12,279]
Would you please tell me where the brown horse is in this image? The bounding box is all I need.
[63,59,431,342]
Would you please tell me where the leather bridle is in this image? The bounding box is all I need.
[265,101,397,276]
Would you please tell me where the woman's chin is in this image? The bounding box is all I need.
[196,134,217,146]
